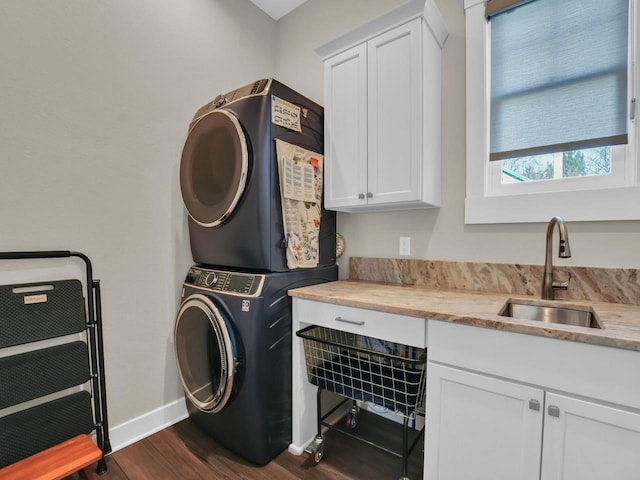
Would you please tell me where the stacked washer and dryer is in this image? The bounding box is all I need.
[173,79,337,465]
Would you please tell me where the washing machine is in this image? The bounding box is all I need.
[180,78,336,272]
[173,263,337,465]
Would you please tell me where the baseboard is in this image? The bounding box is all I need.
[108,397,189,452]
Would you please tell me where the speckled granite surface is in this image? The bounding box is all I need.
[288,258,640,352]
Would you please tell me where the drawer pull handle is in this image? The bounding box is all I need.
[529,399,540,411]
[548,405,560,418]
[335,316,365,326]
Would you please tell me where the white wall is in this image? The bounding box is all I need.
[274,0,405,104]
[0,0,276,432]
[276,0,640,277]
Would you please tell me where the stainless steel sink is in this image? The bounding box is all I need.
[498,298,603,329]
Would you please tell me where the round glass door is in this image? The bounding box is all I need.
[174,294,237,413]
[180,109,248,227]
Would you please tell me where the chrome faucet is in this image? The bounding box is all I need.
[541,216,572,300]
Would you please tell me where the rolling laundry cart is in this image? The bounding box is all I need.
[297,325,426,480]
[0,251,111,474]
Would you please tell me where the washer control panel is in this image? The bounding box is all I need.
[185,267,264,297]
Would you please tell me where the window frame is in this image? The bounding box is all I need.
[464,0,640,224]
[488,146,629,196]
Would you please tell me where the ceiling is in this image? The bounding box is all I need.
[249,0,308,20]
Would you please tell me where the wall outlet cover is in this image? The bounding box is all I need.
[399,237,411,256]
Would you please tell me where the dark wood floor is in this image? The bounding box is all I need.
[90,410,423,479]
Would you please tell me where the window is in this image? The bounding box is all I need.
[464,0,639,224]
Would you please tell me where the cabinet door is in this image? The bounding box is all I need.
[323,43,368,209]
[367,18,422,205]
[541,392,640,480]
[425,363,543,480]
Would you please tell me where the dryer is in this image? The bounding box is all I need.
[173,263,338,465]
[180,78,336,272]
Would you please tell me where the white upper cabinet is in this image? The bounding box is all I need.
[324,44,368,208]
[317,0,448,212]
[367,20,422,207]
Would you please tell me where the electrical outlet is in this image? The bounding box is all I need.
[399,237,411,256]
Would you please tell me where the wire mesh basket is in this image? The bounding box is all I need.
[297,325,427,418]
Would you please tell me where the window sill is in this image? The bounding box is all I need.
[465,185,640,224]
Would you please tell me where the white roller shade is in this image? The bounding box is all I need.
[489,0,629,161]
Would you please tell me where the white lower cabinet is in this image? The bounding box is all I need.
[425,364,542,480]
[426,363,640,480]
[541,392,640,480]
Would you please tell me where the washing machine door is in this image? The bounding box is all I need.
[174,294,238,413]
[180,109,249,227]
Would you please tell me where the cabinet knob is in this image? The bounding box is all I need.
[358,193,365,199]
[548,405,560,417]
[366,192,373,198]
[528,399,540,411]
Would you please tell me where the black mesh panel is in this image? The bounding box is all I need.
[0,280,86,348]
[0,391,95,468]
[0,341,91,409]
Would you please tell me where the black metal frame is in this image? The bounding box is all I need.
[0,250,112,474]
[315,391,425,478]
[297,325,426,479]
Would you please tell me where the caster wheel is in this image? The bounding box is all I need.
[306,435,324,466]
[346,412,357,429]
[312,444,324,464]
[346,404,360,430]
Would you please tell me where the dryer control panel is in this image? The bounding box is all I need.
[185,267,265,297]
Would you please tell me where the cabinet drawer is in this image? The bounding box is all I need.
[295,299,426,348]
[428,320,640,410]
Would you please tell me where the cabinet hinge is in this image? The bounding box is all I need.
[631,98,637,121]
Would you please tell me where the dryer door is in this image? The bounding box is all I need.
[174,294,238,413]
[180,109,249,227]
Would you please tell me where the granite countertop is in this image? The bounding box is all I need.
[289,280,640,352]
